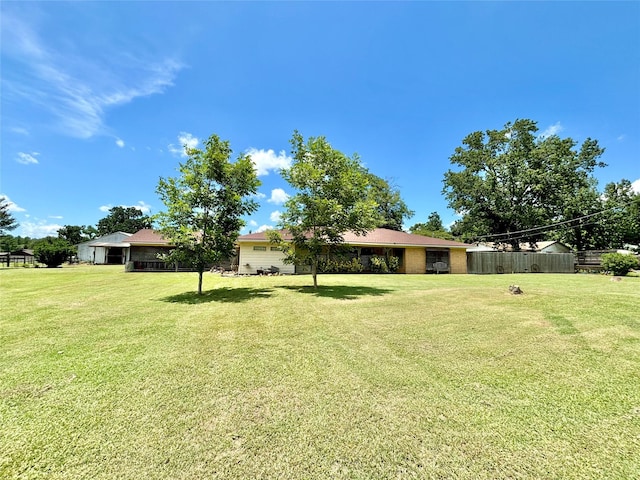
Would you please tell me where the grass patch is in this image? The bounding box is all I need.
[1,266,639,479]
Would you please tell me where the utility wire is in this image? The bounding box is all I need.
[472,201,632,244]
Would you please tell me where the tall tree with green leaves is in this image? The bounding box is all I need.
[270,131,378,288]
[96,206,153,236]
[0,197,18,235]
[156,134,261,294]
[57,225,96,245]
[409,211,454,240]
[600,179,640,248]
[33,237,75,268]
[364,173,414,231]
[442,119,605,250]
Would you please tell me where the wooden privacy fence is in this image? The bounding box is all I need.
[467,252,575,274]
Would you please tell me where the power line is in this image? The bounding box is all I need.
[473,202,631,243]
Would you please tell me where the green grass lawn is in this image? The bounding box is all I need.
[1,266,639,479]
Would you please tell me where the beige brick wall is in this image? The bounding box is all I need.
[404,247,426,274]
[449,248,467,274]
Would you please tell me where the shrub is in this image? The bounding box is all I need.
[387,255,400,273]
[601,252,639,276]
[318,256,364,273]
[370,255,389,273]
[33,237,75,268]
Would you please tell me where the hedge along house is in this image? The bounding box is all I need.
[76,232,132,264]
[236,228,469,275]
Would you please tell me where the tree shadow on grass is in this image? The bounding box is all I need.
[277,285,394,300]
[160,287,274,304]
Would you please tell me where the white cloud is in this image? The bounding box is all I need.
[17,152,39,165]
[10,126,29,135]
[268,188,289,204]
[115,138,125,148]
[617,134,626,142]
[256,224,274,233]
[270,211,282,223]
[20,221,63,238]
[168,132,199,157]
[539,122,563,138]
[98,201,152,214]
[0,194,26,212]
[249,220,258,227]
[48,215,63,219]
[632,178,640,194]
[252,192,267,200]
[247,148,292,176]
[1,11,183,139]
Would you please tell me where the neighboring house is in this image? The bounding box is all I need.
[467,240,572,253]
[236,228,469,275]
[77,232,132,264]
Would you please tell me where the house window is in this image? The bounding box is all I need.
[426,248,450,273]
[270,246,280,251]
[253,246,266,251]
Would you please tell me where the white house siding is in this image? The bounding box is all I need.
[238,243,294,275]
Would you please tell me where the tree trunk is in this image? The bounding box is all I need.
[574,227,584,251]
[198,268,204,295]
[312,259,318,289]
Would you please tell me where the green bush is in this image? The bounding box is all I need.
[318,256,364,273]
[601,252,639,276]
[387,255,400,273]
[370,255,389,273]
[33,237,75,268]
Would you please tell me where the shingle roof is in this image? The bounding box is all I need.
[237,228,469,248]
[127,229,172,245]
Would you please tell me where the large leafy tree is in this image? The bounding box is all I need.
[96,206,152,236]
[600,180,640,248]
[443,119,605,250]
[156,134,261,294]
[544,179,639,251]
[33,237,75,268]
[409,211,454,240]
[57,225,97,245]
[270,131,378,288]
[1,197,18,235]
[364,173,414,231]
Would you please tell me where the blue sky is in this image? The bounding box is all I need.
[2,1,639,238]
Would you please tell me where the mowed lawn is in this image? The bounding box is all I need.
[1,266,639,479]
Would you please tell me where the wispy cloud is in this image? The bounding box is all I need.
[247,148,292,176]
[256,224,273,233]
[0,194,26,212]
[20,220,63,238]
[16,152,39,165]
[168,132,199,157]
[252,192,267,200]
[539,122,563,138]
[48,215,63,219]
[269,211,282,223]
[1,10,183,139]
[115,138,125,148]
[268,188,289,205]
[10,126,29,135]
[99,201,152,214]
[632,178,640,194]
